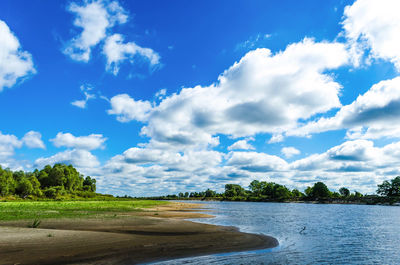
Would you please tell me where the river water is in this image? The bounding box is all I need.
[149,201,400,265]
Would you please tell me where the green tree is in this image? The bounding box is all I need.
[304,186,313,197]
[0,167,16,196]
[339,187,350,197]
[377,176,400,197]
[249,180,263,196]
[273,185,291,200]
[205,189,216,197]
[224,184,246,197]
[28,175,42,196]
[291,189,303,199]
[308,182,331,199]
[15,178,34,197]
[83,176,96,192]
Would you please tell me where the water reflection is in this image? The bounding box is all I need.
[148,201,400,265]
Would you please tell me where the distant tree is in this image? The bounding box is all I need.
[15,178,34,197]
[339,187,350,197]
[273,185,291,200]
[308,182,331,199]
[354,191,363,198]
[184,192,189,198]
[224,184,246,197]
[292,189,303,199]
[178,192,184,198]
[28,175,42,197]
[44,187,57,199]
[304,186,313,197]
[0,167,16,196]
[249,180,262,196]
[377,176,400,197]
[0,164,98,198]
[83,176,96,192]
[204,189,216,197]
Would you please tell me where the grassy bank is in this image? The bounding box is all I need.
[0,200,168,221]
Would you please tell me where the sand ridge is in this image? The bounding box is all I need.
[0,201,278,265]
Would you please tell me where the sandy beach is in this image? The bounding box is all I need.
[0,202,278,265]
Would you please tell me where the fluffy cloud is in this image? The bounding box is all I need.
[63,0,127,62]
[107,94,152,122]
[88,137,400,196]
[290,77,400,139]
[0,131,22,159]
[103,34,160,75]
[99,147,224,196]
[113,38,348,149]
[281,147,300,158]
[226,151,288,173]
[71,84,96,109]
[50,132,107,150]
[35,149,100,170]
[22,131,45,149]
[0,20,35,91]
[343,0,400,69]
[64,0,160,74]
[228,139,255,151]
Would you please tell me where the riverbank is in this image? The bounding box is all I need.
[0,202,278,265]
[142,196,400,206]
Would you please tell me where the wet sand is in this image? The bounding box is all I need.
[0,202,278,265]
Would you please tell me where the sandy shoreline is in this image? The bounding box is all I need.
[0,202,278,265]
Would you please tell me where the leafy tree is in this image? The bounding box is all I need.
[308,182,331,199]
[249,180,263,196]
[273,185,291,200]
[83,176,96,192]
[224,184,246,197]
[339,187,350,197]
[292,189,303,199]
[377,176,400,197]
[15,178,34,197]
[0,164,97,199]
[28,175,42,197]
[261,182,276,197]
[44,187,58,199]
[205,189,216,197]
[0,167,16,196]
[354,191,363,198]
[305,186,313,197]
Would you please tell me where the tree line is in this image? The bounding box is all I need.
[146,177,400,204]
[0,164,96,199]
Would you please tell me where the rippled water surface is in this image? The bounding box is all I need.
[149,201,400,265]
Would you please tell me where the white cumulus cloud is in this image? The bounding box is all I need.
[342,0,400,70]
[107,94,153,122]
[228,139,255,151]
[51,132,107,150]
[71,84,96,109]
[64,0,160,74]
[0,131,22,159]
[103,34,160,75]
[63,0,127,62]
[0,20,36,91]
[281,147,300,158]
[22,131,45,149]
[289,77,400,140]
[35,149,100,170]
[114,38,348,149]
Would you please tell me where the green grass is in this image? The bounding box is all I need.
[0,200,168,221]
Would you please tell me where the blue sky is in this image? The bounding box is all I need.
[1,0,400,196]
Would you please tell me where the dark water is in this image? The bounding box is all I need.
[148,201,400,265]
